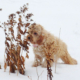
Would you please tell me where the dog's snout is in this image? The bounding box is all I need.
[28,36,30,40]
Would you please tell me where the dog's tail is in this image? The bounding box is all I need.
[61,53,77,65]
[70,58,77,65]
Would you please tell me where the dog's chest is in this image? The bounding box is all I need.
[33,45,45,57]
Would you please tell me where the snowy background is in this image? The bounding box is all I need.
[0,0,80,80]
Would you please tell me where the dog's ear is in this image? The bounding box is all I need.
[37,35,44,45]
[40,25,44,36]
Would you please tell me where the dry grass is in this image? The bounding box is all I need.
[1,3,33,75]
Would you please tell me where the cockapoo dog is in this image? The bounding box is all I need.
[27,23,77,67]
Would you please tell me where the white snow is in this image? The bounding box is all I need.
[0,0,80,80]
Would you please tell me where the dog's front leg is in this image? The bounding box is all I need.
[42,55,54,68]
[41,58,47,67]
[32,54,43,67]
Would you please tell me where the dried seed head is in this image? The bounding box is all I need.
[16,11,21,14]
[3,3,33,75]
[25,23,30,27]
[26,53,29,59]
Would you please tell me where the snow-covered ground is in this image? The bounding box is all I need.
[0,0,80,80]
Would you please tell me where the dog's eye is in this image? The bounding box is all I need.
[34,32,37,35]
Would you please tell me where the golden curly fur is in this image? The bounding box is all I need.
[27,23,77,67]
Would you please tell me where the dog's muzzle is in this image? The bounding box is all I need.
[33,44,38,47]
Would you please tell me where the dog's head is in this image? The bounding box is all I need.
[27,23,44,45]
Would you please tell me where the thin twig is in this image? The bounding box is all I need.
[36,67,44,80]
[36,67,39,80]
[27,76,32,80]
[39,70,44,77]
[54,28,61,73]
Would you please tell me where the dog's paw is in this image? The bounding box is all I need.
[70,59,77,65]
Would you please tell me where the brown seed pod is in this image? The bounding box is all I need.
[6,37,11,41]
[25,23,30,27]
[9,14,16,19]
[17,34,21,40]
[9,27,14,32]
[30,19,33,21]
[26,13,33,19]
[18,17,22,22]
[26,53,29,59]
[18,26,27,35]
[16,11,21,14]
[4,62,7,71]
[5,41,10,47]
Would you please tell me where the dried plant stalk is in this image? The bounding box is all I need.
[54,28,61,73]
[42,42,53,80]
[1,3,33,75]
[0,64,1,69]
[46,54,53,80]
[0,8,2,11]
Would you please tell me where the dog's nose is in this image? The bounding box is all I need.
[28,36,30,40]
